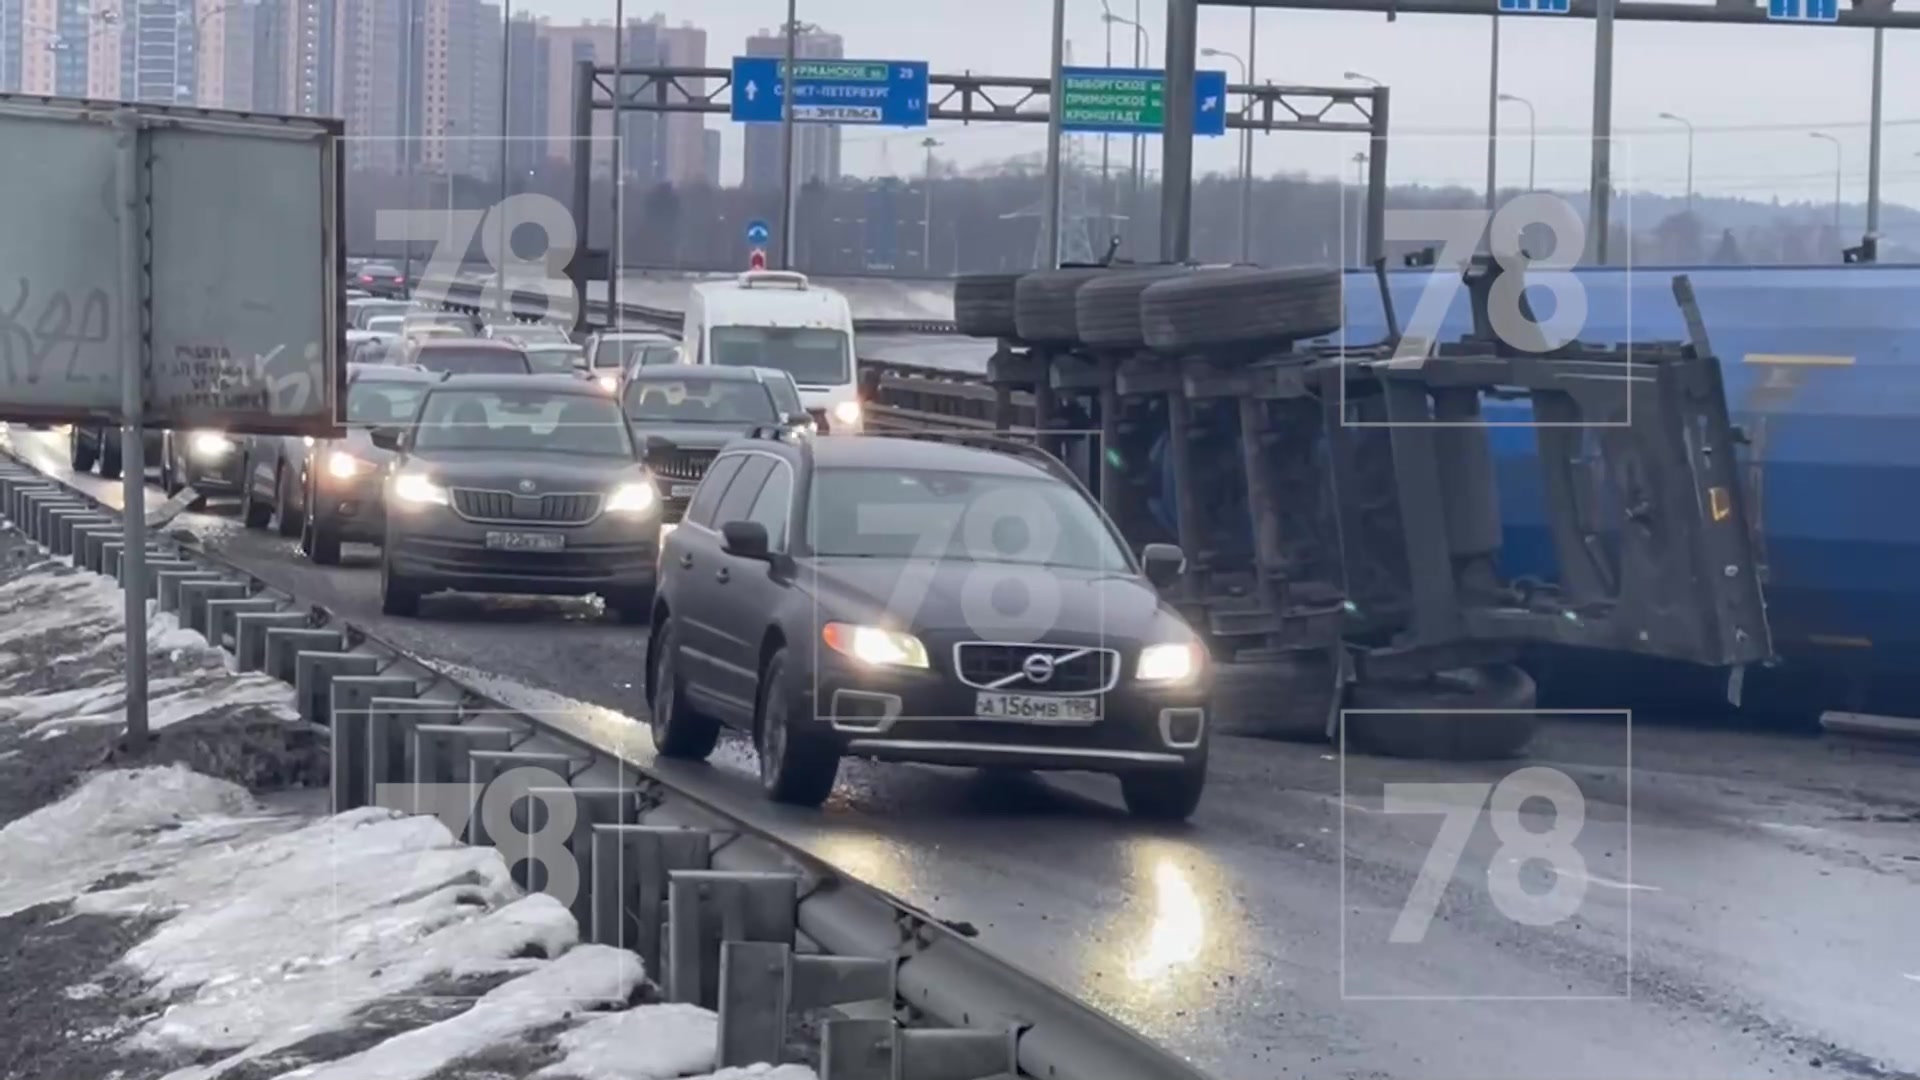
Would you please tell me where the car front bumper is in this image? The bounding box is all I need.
[386,502,658,596]
[180,445,245,492]
[798,657,1209,774]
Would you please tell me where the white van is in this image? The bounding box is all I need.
[680,270,862,433]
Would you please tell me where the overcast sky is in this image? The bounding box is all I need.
[535,0,1919,216]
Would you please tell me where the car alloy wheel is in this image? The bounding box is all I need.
[753,648,837,806]
[648,618,718,760]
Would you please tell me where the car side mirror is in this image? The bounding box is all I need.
[1141,543,1186,589]
[721,520,771,561]
[368,426,404,452]
[781,410,813,429]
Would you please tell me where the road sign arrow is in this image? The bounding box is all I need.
[744,81,758,101]
[1201,95,1219,112]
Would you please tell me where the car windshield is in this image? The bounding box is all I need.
[411,313,472,330]
[366,316,405,334]
[413,345,531,375]
[346,379,427,425]
[709,326,850,386]
[412,389,631,457]
[623,376,776,424]
[504,324,571,345]
[351,302,409,328]
[592,338,673,370]
[361,263,401,278]
[806,467,1131,572]
[523,346,582,375]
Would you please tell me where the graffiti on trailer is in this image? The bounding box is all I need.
[160,340,318,417]
[0,280,113,387]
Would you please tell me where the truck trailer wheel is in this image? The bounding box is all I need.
[1075,264,1190,350]
[954,273,1023,339]
[1345,663,1539,760]
[1013,266,1111,346]
[1141,266,1342,355]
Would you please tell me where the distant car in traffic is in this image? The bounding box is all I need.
[483,322,573,348]
[522,341,589,377]
[407,338,534,376]
[370,374,662,620]
[587,329,681,391]
[408,310,481,335]
[347,331,400,366]
[160,428,244,498]
[621,365,810,522]
[646,432,1209,818]
[355,262,410,299]
[348,299,411,330]
[298,364,437,564]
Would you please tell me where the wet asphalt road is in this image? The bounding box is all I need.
[8,427,1919,1080]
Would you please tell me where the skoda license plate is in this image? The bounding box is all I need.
[975,692,1100,724]
[485,530,565,552]
[670,483,699,499]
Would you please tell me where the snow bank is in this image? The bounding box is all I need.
[534,1003,719,1079]
[277,944,644,1080]
[0,765,271,918]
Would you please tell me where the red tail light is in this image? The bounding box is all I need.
[393,276,404,283]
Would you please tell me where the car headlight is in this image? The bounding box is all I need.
[190,431,234,458]
[596,374,618,392]
[392,472,448,506]
[822,623,928,669]
[327,450,370,479]
[1136,642,1201,683]
[832,400,862,426]
[606,482,657,514]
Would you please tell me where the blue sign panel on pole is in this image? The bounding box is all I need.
[745,219,771,246]
[1059,67,1230,137]
[1767,0,1839,21]
[730,57,930,127]
[1498,0,1570,12]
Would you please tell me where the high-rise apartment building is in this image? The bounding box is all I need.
[1,0,103,96]
[332,0,409,172]
[503,10,549,180]
[195,0,257,110]
[540,21,613,175]
[657,21,706,186]
[741,24,844,192]
[122,0,196,105]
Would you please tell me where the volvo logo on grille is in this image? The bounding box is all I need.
[517,479,536,494]
[1021,652,1056,684]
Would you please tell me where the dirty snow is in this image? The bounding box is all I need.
[275,944,643,1080]
[687,1066,819,1080]
[534,1003,719,1079]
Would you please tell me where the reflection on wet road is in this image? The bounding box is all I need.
[8,426,1919,1080]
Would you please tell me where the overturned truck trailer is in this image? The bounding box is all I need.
[859,261,1775,757]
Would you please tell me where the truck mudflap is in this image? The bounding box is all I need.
[1362,271,1772,670]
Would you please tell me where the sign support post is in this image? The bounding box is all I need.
[114,108,149,750]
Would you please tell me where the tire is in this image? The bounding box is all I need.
[648,617,719,760]
[99,439,123,481]
[754,647,838,807]
[1140,266,1343,355]
[1013,267,1111,346]
[158,441,177,495]
[274,466,303,538]
[605,584,654,625]
[379,552,422,617]
[240,464,273,529]
[954,273,1022,339]
[1120,738,1209,822]
[70,431,97,473]
[1345,663,1539,760]
[303,504,342,565]
[1075,264,1189,350]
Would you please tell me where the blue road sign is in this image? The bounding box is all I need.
[745,219,771,247]
[1059,67,1230,137]
[1498,0,1570,12]
[730,57,930,127]
[1768,0,1839,21]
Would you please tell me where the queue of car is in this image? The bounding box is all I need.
[89,266,1212,818]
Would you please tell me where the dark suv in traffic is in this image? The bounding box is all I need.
[646,432,1211,820]
[622,364,811,521]
[371,374,663,621]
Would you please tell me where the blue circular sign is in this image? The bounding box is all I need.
[745,219,771,246]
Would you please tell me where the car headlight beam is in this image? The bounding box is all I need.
[190,431,234,458]
[392,472,448,506]
[327,450,368,479]
[822,623,928,669]
[832,400,862,427]
[1136,642,1200,683]
[606,482,657,514]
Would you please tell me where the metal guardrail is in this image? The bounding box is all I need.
[0,452,1211,1080]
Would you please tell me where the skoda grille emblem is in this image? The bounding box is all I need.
[517,479,536,494]
[1021,652,1056,685]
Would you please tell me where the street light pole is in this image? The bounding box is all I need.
[1810,131,1841,238]
[1201,43,1252,261]
[1100,0,1114,241]
[493,0,510,322]
[1498,93,1535,192]
[921,136,941,271]
[1866,26,1884,248]
[1657,111,1693,214]
[1351,151,1367,266]
[1103,10,1149,253]
[1485,12,1500,217]
[1041,0,1067,268]
[611,0,625,326]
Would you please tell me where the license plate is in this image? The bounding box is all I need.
[975,691,1100,724]
[670,483,699,499]
[484,530,565,552]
